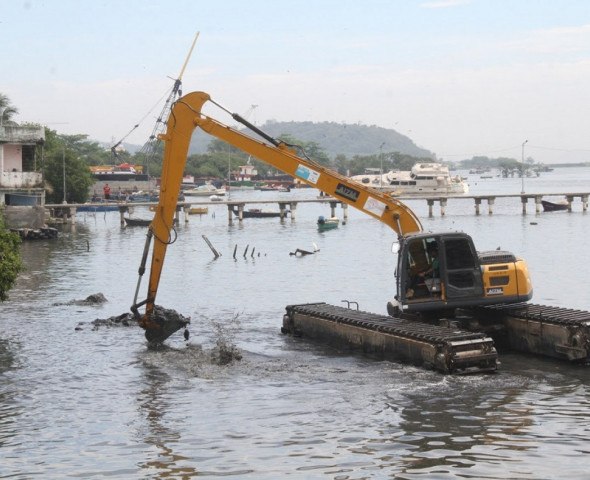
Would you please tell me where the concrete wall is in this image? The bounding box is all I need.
[3,144,22,170]
[2,205,46,229]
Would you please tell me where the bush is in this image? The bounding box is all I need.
[0,214,23,301]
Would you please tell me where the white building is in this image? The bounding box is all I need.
[0,124,45,206]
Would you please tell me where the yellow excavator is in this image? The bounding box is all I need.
[131,91,533,343]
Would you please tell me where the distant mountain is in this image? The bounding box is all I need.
[188,120,434,158]
[107,121,433,159]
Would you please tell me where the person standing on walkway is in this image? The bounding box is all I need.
[103,183,111,200]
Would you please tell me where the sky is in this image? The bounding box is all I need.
[2,0,590,164]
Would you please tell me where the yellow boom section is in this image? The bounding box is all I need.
[139,91,422,337]
[191,92,421,232]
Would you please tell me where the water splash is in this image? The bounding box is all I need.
[209,313,242,365]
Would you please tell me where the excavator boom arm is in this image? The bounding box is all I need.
[133,91,422,341]
[189,92,422,232]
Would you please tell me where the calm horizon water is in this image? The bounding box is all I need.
[1,166,590,479]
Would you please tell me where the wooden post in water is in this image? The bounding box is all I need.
[342,203,348,224]
[175,204,181,225]
[183,204,189,223]
[227,204,233,226]
[534,196,543,214]
[290,202,297,221]
[427,199,435,218]
[521,196,528,214]
[329,201,338,218]
[279,202,289,220]
[582,195,588,212]
[439,198,447,216]
[487,197,495,215]
[566,196,574,212]
[474,198,481,215]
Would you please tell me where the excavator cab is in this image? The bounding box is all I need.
[396,232,485,312]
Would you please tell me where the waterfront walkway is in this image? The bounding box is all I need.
[46,191,590,225]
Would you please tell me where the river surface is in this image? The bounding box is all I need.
[1,167,590,479]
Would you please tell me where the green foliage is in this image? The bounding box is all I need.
[42,129,95,203]
[277,134,331,166]
[0,93,18,122]
[0,214,22,302]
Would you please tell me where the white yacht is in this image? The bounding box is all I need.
[184,183,227,197]
[350,163,469,195]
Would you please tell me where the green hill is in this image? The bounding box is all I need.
[190,120,433,159]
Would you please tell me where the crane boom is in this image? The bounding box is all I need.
[131,91,421,341]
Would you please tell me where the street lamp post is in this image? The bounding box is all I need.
[521,139,528,194]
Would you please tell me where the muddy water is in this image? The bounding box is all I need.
[2,170,590,478]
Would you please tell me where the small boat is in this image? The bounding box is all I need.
[317,215,339,231]
[128,191,159,202]
[232,208,285,218]
[184,183,226,196]
[77,203,119,212]
[124,217,152,227]
[188,206,209,215]
[209,195,224,202]
[542,200,568,212]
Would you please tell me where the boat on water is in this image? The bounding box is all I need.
[350,163,469,195]
[232,208,285,218]
[124,217,152,227]
[188,206,208,215]
[542,200,568,212]
[317,215,339,231]
[77,201,120,212]
[184,183,227,196]
[128,191,159,202]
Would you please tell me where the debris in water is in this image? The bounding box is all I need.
[76,305,189,340]
[55,292,108,307]
[290,243,320,256]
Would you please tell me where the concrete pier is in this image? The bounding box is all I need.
[45,191,590,225]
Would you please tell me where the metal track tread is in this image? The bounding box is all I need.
[480,302,590,361]
[284,303,497,374]
[481,302,590,327]
[289,303,485,342]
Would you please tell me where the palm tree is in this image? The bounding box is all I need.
[0,93,18,124]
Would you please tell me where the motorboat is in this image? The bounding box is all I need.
[317,215,339,231]
[350,163,469,195]
[542,200,568,212]
[124,217,152,227]
[184,183,227,196]
[188,206,209,215]
[232,208,285,218]
[77,203,119,213]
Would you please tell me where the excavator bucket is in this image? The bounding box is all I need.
[142,306,190,343]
